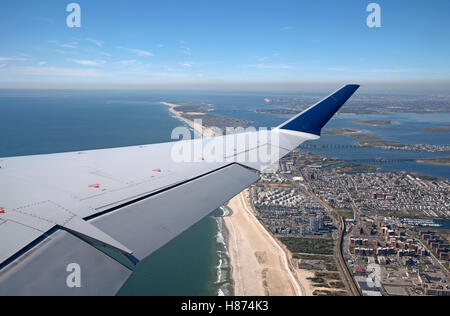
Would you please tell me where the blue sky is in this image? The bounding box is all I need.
[0,0,449,89]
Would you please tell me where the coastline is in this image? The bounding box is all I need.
[214,208,234,296]
[161,102,217,138]
[163,100,307,296]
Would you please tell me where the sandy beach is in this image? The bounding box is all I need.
[224,191,305,296]
[161,102,217,138]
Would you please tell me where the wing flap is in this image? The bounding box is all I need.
[0,230,132,296]
[92,164,259,260]
[0,164,259,295]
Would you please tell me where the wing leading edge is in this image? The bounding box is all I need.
[0,85,359,295]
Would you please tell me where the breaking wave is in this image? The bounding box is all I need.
[212,207,234,296]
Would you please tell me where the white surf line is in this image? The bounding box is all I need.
[227,210,245,296]
[239,192,304,296]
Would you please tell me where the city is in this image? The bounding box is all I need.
[249,149,449,296]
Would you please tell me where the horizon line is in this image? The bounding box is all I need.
[0,79,450,92]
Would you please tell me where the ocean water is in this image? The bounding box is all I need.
[0,89,448,296]
[118,209,231,296]
[0,89,232,296]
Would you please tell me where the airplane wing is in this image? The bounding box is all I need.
[0,85,359,295]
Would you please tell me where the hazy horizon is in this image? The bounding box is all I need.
[1,80,449,94]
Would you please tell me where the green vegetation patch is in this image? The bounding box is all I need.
[313,290,348,296]
[323,128,362,135]
[353,120,396,126]
[334,163,379,174]
[315,272,340,280]
[292,253,334,262]
[308,277,326,284]
[280,237,334,255]
[335,208,355,220]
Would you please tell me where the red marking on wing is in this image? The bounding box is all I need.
[0,207,5,214]
[153,169,162,173]
[139,146,146,149]
[89,184,100,189]
[77,152,86,155]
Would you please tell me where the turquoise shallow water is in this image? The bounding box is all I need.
[0,89,448,295]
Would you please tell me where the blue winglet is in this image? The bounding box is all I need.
[279,84,360,136]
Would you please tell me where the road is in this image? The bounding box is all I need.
[417,239,450,279]
[336,216,362,296]
[301,170,362,296]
